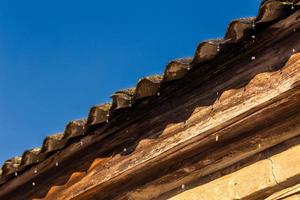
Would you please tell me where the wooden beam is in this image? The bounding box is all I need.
[41,54,300,199]
[265,183,300,200]
[168,136,300,200]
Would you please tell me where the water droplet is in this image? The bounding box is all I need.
[14,172,18,176]
[215,135,219,142]
[181,184,185,189]
[258,143,261,148]
[187,67,191,71]
[251,56,256,60]
[293,48,296,53]
[32,182,36,186]
[252,22,255,29]
[106,119,109,123]
[126,130,129,133]
[34,169,38,174]
[55,162,59,167]
[252,35,255,39]
[80,141,83,146]
[292,5,294,10]
[106,113,110,117]
[157,92,160,96]
[123,148,127,152]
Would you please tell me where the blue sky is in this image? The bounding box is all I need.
[0,0,261,164]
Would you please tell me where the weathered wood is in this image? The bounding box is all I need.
[168,136,300,200]
[70,86,300,200]
[282,195,300,200]
[39,53,300,199]
[121,92,300,200]
[265,183,300,200]
[2,6,300,200]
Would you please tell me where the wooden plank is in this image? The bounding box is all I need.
[265,183,300,200]
[2,9,300,200]
[70,87,300,200]
[41,55,300,199]
[168,136,300,200]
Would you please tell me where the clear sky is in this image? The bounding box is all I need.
[0,0,261,164]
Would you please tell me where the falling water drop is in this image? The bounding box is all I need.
[32,182,36,186]
[181,184,185,189]
[55,162,59,167]
[123,148,127,152]
[157,92,160,96]
[215,135,219,142]
[251,56,256,60]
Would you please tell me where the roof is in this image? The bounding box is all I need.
[1,0,300,197]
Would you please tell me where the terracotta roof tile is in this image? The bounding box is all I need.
[225,17,255,42]
[86,103,112,126]
[2,157,22,176]
[257,0,293,23]
[20,147,42,166]
[111,88,135,110]
[135,75,163,99]
[164,58,193,82]
[192,39,225,65]
[63,119,86,139]
[41,133,65,153]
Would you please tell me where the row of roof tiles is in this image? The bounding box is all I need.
[0,0,299,185]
